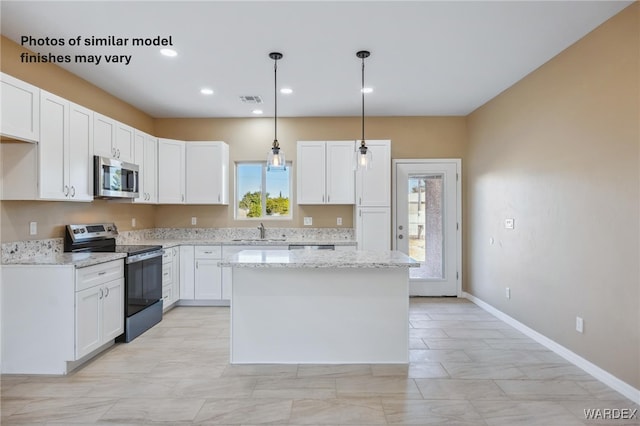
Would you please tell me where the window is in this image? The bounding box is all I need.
[236,162,292,219]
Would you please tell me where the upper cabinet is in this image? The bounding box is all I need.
[2,90,93,201]
[157,138,186,204]
[39,91,93,201]
[0,73,40,143]
[297,141,355,205]
[355,140,391,207]
[133,131,158,204]
[93,113,134,162]
[185,142,229,204]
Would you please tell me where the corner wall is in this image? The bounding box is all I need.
[466,3,639,389]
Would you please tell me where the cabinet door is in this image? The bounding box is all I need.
[0,73,39,142]
[297,141,326,204]
[144,135,158,203]
[102,278,124,342]
[356,140,391,207]
[158,138,185,203]
[194,259,222,300]
[115,122,134,162]
[357,207,391,251]
[38,91,68,200]
[179,245,195,299]
[326,141,355,204]
[93,113,116,158]
[68,103,93,201]
[75,285,102,359]
[185,142,226,204]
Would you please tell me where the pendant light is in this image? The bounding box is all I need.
[267,52,286,171]
[356,50,372,170]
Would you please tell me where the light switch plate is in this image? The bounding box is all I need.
[191,217,197,225]
[304,217,312,226]
[29,221,37,235]
[337,217,342,226]
[131,218,136,228]
[505,218,515,229]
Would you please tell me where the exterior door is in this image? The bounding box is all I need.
[394,160,461,296]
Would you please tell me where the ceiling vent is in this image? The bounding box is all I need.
[239,95,263,104]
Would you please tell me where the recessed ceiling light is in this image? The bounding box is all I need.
[361,87,373,94]
[200,88,214,95]
[252,109,263,115]
[160,48,177,57]
[280,88,293,94]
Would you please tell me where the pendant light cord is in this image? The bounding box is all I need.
[274,58,278,145]
[361,56,365,144]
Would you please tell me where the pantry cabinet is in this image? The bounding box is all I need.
[0,72,39,142]
[185,142,229,204]
[39,91,93,201]
[134,131,158,204]
[93,113,134,162]
[297,141,355,205]
[157,138,186,203]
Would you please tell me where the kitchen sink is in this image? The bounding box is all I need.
[231,238,287,242]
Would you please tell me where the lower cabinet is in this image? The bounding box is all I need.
[1,259,125,374]
[161,246,180,311]
[179,245,224,305]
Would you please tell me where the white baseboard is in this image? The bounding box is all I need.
[462,292,640,405]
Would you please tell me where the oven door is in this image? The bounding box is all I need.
[125,251,163,317]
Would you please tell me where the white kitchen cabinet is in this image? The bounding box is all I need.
[0,72,39,142]
[162,246,180,311]
[355,140,391,207]
[185,141,229,204]
[2,259,124,374]
[179,245,195,300]
[2,91,92,201]
[133,131,158,204]
[93,113,134,162]
[39,91,93,201]
[180,245,223,302]
[356,207,391,251]
[158,138,186,203]
[297,141,355,205]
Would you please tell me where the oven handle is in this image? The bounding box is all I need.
[126,249,165,264]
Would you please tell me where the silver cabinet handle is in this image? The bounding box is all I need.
[322,195,325,203]
[63,185,69,196]
[181,194,184,202]
[112,147,116,157]
[71,186,76,197]
[196,261,199,269]
[98,271,106,276]
[117,148,121,158]
[104,287,109,297]
[218,194,221,202]
[328,195,330,203]
[359,197,362,205]
[99,288,104,299]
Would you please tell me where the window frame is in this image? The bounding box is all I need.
[235,161,293,221]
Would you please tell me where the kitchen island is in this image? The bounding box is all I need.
[220,249,418,364]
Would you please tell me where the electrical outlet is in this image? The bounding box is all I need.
[576,316,584,333]
[131,218,136,228]
[191,217,197,225]
[337,217,342,226]
[505,218,515,229]
[505,287,511,299]
[29,221,37,236]
[303,217,312,226]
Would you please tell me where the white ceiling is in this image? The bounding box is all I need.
[1,1,632,118]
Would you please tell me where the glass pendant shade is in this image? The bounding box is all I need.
[267,141,286,171]
[356,140,372,170]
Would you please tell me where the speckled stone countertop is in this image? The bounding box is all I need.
[2,252,126,268]
[219,249,419,269]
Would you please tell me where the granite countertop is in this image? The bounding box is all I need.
[2,252,126,268]
[133,238,357,248]
[219,249,419,269]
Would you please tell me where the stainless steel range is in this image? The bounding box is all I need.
[64,223,164,342]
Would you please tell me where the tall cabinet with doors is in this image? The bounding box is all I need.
[354,140,391,251]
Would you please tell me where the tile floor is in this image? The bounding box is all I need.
[1,298,637,425]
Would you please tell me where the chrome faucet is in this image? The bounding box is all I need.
[258,222,266,239]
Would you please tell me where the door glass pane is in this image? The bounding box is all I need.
[408,174,444,280]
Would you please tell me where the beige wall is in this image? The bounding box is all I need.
[466,3,639,389]
[153,116,467,229]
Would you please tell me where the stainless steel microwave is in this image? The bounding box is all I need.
[94,156,139,199]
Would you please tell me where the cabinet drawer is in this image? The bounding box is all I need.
[76,260,124,292]
[162,249,173,264]
[162,262,173,285]
[194,245,222,259]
